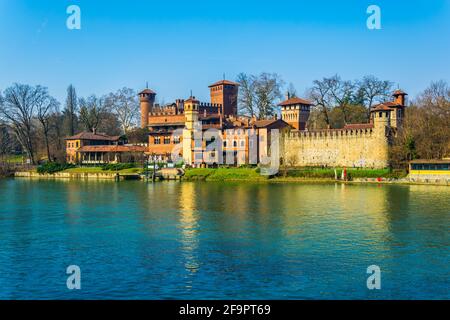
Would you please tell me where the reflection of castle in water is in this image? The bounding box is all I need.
[178,182,200,276]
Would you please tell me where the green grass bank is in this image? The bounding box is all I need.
[183,167,407,182]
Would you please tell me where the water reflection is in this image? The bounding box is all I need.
[178,183,200,284]
[0,179,448,299]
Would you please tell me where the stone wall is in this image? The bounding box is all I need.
[282,126,390,168]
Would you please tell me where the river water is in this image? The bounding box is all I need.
[0,179,448,299]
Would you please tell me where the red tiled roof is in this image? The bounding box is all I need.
[65,132,122,141]
[371,102,403,111]
[371,104,392,111]
[208,80,239,87]
[252,119,277,127]
[139,88,156,95]
[185,96,200,103]
[77,145,147,153]
[252,119,290,129]
[393,90,407,96]
[278,97,313,106]
[344,123,374,130]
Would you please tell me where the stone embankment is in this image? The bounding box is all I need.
[14,171,139,180]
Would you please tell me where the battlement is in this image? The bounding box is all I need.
[199,102,222,108]
[199,102,222,115]
[285,126,375,140]
[149,104,179,116]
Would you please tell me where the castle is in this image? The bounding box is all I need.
[140,80,407,169]
[140,80,289,166]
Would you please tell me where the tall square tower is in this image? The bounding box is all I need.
[209,80,239,116]
[279,96,313,130]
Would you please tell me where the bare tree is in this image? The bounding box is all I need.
[0,122,12,160]
[286,83,298,99]
[417,80,450,120]
[356,75,393,118]
[326,75,354,125]
[64,84,78,136]
[254,72,284,119]
[236,73,257,117]
[0,84,40,164]
[105,87,140,134]
[307,77,333,127]
[79,95,106,133]
[391,80,450,167]
[35,86,59,161]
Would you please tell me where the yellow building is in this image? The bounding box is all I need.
[409,159,450,182]
[65,132,123,164]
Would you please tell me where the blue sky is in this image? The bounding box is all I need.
[0,0,449,103]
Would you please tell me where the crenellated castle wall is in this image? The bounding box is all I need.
[281,125,390,168]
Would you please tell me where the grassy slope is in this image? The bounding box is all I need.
[184,168,268,181]
[185,167,407,181]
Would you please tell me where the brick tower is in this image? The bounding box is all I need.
[392,89,408,106]
[208,80,239,116]
[139,88,156,128]
[279,94,313,130]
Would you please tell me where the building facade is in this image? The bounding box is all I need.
[65,132,146,164]
[140,79,289,166]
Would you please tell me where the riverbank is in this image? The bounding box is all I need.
[182,167,406,181]
[182,167,449,186]
[11,166,449,185]
[14,166,143,180]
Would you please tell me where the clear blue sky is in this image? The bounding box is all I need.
[0,0,449,104]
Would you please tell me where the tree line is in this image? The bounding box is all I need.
[0,84,144,164]
[236,73,393,128]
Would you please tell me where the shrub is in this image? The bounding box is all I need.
[37,162,75,174]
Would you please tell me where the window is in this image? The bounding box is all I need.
[223,141,227,148]
[76,141,79,148]
[174,136,180,144]
[240,140,245,147]
[233,141,237,147]
[154,137,161,145]
[164,137,171,144]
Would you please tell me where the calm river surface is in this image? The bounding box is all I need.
[0,179,448,299]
